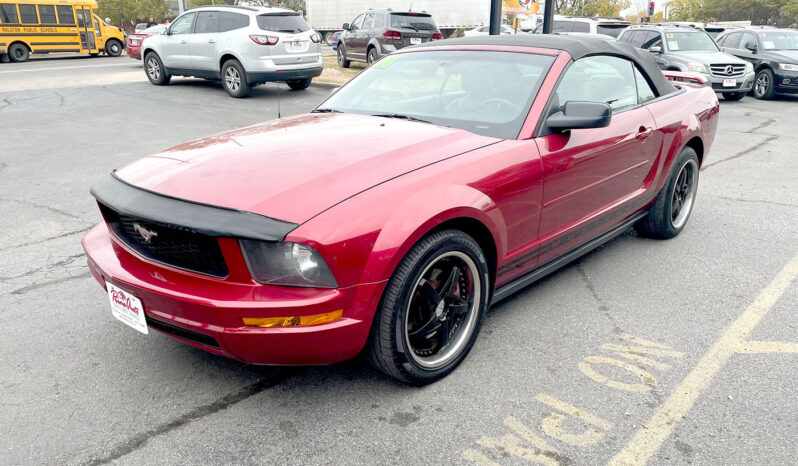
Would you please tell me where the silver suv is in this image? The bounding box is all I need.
[141,6,322,98]
[618,25,754,101]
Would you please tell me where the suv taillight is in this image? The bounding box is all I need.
[383,30,402,41]
[250,34,279,45]
[431,32,443,40]
[310,32,321,43]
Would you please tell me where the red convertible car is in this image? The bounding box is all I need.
[83,35,719,384]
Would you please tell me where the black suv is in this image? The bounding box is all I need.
[337,10,442,67]
[715,26,798,99]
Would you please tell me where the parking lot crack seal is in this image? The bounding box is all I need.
[0,225,94,252]
[705,194,798,209]
[10,272,91,295]
[81,372,294,466]
[0,197,84,220]
[701,135,778,170]
[577,262,618,329]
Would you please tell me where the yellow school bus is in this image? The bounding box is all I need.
[0,0,126,62]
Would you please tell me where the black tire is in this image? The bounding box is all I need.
[286,78,311,91]
[337,45,351,68]
[105,39,123,57]
[144,52,170,85]
[367,229,490,385]
[8,43,29,63]
[753,68,776,100]
[324,32,335,46]
[367,47,378,65]
[221,59,251,98]
[722,92,745,101]
[635,147,700,239]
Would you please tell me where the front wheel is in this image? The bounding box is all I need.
[635,147,700,239]
[8,43,29,63]
[221,59,251,98]
[367,230,490,385]
[337,45,350,68]
[105,39,123,57]
[286,78,311,91]
[753,68,776,100]
[722,92,745,101]
[144,53,170,85]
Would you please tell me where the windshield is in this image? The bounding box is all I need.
[142,24,165,34]
[760,31,798,50]
[597,25,628,38]
[390,13,437,31]
[256,13,310,33]
[665,32,719,51]
[316,50,554,139]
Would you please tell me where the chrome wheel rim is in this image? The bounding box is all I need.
[670,159,698,229]
[146,58,159,80]
[367,51,374,65]
[337,49,345,66]
[225,67,240,92]
[404,251,481,369]
[755,73,769,96]
[111,43,120,54]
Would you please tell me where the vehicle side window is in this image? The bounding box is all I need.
[55,5,73,24]
[552,21,570,32]
[715,34,727,46]
[628,30,647,48]
[220,12,248,31]
[741,32,757,50]
[373,13,384,28]
[362,12,374,29]
[0,3,18,23]
[19,4,37,23]
[618,31,630,43]
[641,31,661,49]
[170,12,196,35]
[571,22,589,33]
[195,11,219,34]
[556,55,639,113]
[350,13,364,31]
[38,4,56,23]
[724,32,742,49]
[634,66,656,104]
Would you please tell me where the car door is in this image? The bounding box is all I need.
[189,10,220,73]
[354,12,374,58]
[160,12,196,69]
[720,32,743,57]
[344,13,365,59]
[534,55,659,264]
[735,32,763,68]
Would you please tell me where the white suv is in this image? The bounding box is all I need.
[141,6,323,98]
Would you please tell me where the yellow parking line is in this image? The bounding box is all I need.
[608,253,798,466]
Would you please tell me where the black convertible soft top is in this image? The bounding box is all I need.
[413,34,677,97]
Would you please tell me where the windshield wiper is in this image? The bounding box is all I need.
[371,113,433,124]
[311,108,343,113]
[403,24,419,32]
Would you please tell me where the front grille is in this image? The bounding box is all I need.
[710,64,746,78]
[99,203,229,278]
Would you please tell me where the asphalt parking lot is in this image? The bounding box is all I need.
[1,56,797,465]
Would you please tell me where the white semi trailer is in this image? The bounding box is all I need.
[306,0,493,44]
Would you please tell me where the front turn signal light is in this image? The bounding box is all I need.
[243,310,343,328]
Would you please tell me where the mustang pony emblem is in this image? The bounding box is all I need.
[132,223,158,243]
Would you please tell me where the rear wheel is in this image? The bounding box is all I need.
[8,43,29,63]
[337,45,350,68]
[367,229,490,385]
[753,68,776,100]
[722,92,745,101]
[324,32,335,46]
[636,147,700,239]
[367,47,378,65]
[221,59,251,98]
[105,39,123,57]
[144,52,170,85]
[286,78,311,91]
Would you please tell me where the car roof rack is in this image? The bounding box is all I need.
[189,5,262,11]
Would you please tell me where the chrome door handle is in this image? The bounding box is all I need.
[208,39,216,44]
[636,127,654,140]
[180,40,187,44]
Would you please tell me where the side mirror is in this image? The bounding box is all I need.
[649,46,662,54]
[342,23,350,31]
[744,41,757,52]
[547,101,612,131]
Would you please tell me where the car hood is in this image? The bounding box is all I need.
[673,50,747,64]
[115,113,499,224]
[765,50,798,63]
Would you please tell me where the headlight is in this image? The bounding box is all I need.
[240,240,337,288]
[780,63,798,72]
[686,63,708,74]
[745,62,754,73]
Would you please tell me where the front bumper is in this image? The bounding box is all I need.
[126,45,141,60]
[775,70,798,94]
[708,71,755,93]
[82,222,383,365]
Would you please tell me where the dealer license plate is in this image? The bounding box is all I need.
[107,281,148,334]
[723,78,737,87]
[410,37,422,44]
[288,40,305,51]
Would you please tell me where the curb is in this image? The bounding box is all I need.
[311,81,342,89]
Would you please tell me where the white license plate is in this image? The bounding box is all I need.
[723,78,737,87]
[107,281,148,334]
[410,37,422,44]
[288,40,305,51]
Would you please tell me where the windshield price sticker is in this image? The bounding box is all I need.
[667,40,679,50]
